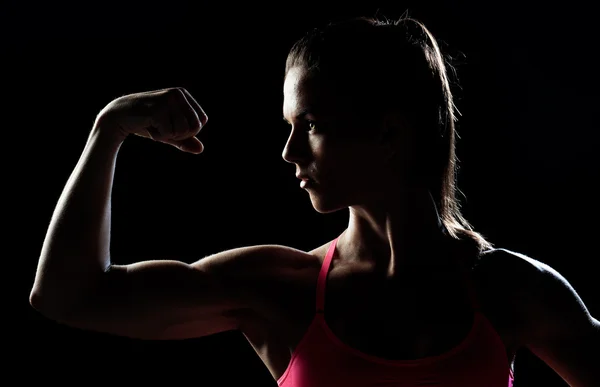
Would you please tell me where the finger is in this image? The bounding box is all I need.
[170,137,204,154]
[178,88,208,127]
[168,95,190,140]
[145,125,161,140]
[147,107,172,142]
[166,91,192,139]
[169,111,190,140]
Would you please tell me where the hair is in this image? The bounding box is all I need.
[285,15,493,259]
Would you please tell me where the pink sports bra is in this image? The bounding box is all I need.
[278,236,514,387]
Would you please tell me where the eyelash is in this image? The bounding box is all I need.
[285,121,318,132]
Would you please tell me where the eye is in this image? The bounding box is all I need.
[307,121,317,131]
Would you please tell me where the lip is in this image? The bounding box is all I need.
[300,179,312,189]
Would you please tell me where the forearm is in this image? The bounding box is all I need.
[31,123,126,316]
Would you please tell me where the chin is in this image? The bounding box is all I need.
[308,192,347,214]
[312,206,341,214]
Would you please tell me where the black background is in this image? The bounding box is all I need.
[7,1,598,385]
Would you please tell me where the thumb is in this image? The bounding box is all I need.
[172,137,204,154]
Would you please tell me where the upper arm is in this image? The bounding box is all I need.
[497,249,600,387]
[42,244,307,340]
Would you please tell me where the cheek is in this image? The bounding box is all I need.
[329,144,382,180]
[308,136,326,158]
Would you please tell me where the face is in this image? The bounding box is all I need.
[282,67,393,213]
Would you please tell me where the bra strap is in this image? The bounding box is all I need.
[316,237,339,314]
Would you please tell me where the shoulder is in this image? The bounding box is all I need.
[192,243,325,321]
[472,246,575,312]
[474,247,543,277]
[469,247,543,305]
[197,243,322,283]
[477,249,600,386]
[474,247,584,307]
[474,247,597,339]
[468,248,540,336]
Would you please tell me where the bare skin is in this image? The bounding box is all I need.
[240,239,525,381]
[30,79,599,386]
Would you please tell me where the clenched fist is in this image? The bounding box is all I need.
[95,87,208,154]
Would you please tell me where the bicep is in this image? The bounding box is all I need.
[526,315,600,387]
[58,244,302,340]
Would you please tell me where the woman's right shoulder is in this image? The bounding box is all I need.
[192,242,331,320]
[195,242,328,280]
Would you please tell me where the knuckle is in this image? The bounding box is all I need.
[174,121,189,138]
[189,112,202,132]
[167,86,183,94]
[146,126,162,140]
[164,87,184,104]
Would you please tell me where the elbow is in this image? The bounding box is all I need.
[29,289,55,320]
[29,286,69,322]
[29,265,108,321]
[29,282,87,323]
[29,282,49,314]
[29,288,42,313]
[29,287,42,310]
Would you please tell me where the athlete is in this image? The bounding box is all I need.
[30,16,599,386]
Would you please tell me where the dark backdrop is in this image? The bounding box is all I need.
[7,1,598,386]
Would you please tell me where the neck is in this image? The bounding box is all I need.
[339,186,453,279]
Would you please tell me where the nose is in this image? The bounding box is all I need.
[281,128,310,164]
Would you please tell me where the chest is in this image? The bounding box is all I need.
[316,274,480,359]
[242,268,519,382]
[323,318,475,362]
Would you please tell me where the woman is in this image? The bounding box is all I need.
[30,16,598,387]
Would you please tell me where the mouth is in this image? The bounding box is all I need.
[296,174,313,182]
[300,179,313,189]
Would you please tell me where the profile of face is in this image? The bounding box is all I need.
[282,67,409,213]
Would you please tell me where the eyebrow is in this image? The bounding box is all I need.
[283,109,314,124]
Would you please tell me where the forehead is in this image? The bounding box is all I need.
[283,67,330,120]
